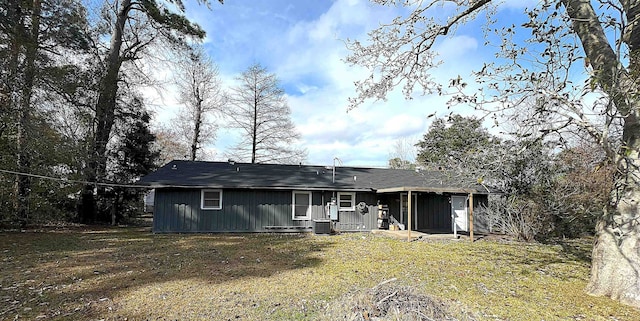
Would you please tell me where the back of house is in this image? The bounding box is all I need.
[137,160,491,234]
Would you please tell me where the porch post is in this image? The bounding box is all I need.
[469,193,474,243]
[407,190,412,241]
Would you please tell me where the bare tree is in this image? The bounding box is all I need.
[550,142,615,237]
[225,63,307,164]
[173,46,225,161]
[346,0,640,307]
[153,122,217,164]
[387,137,417,169]
[152,126,188,165]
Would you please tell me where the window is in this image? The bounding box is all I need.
[292,191,311,220]
[338,192,355,211]
[201,189,222,210]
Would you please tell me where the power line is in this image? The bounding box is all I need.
[0,168,150,189]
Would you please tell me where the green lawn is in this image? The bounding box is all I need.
[0,227,637,320]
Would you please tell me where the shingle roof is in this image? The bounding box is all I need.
[137,160,490,194]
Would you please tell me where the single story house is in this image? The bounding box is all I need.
[137,160,491,234]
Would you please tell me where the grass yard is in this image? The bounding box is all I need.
[1,227,639,320]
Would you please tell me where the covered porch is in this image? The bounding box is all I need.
[376,186,489,241]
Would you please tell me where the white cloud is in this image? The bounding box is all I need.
[380,114,427,137]
[149,0,494,167]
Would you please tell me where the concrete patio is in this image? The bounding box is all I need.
[371,229,468,241]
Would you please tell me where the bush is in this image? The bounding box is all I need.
[477,195,551,241]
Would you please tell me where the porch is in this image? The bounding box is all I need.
[376,186,489,241]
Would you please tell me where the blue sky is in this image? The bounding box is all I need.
[150,0,537,167]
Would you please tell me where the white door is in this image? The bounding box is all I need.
[451,196,468,232]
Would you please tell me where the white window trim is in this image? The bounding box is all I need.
[337,192,356,211]
[292,191,312,220]
[201,189,223,210]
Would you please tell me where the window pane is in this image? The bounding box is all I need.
[204,199,220,207]
[294,205,307,218]
[203,190,221,209]
[204,191,220,200]
[339,193,354,209]
[294,193,309,218]
[339,194,352,201]
[295,193,309,206]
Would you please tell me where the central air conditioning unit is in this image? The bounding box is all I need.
[313,219,332,235]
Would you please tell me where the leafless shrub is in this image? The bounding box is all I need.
[320,280,460,321]
[477,196,549,242]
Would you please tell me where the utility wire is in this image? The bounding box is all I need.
[0,168,150,189]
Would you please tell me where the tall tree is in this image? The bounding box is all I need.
[79,0,222,223]
[0,0,88,226]
[416,115,495,170]
[346,0,640,307]
[174,46,225,161]
[225,63,307,164]
[108,107,159,224]
[9,0,40,227]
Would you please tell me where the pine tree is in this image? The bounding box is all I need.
[0,0,88,226]
[79,0,222,223]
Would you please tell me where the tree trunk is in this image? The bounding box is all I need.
[14,0,41,227]
[190,94,203,161]
[562,0,640,307]
[251,88,258,164]
[80,0,130,223]
[587,118,640,307]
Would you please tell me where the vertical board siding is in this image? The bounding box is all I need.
[472,194,490,233]
[375,193,452,232]
[153,188,488,233]
[378,195,401,223]
[155,188,332,233]
[154,188,381,233]
[153,189,183,232]
[332,192,378,232]
[416,193,451,231]
[154,188,290,232]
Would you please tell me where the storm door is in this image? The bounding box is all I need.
[451,195,468,232]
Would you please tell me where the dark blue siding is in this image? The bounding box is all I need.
[331,192,378,232]
[153,188,487,233]
[154,188,379,233]
[416,193,452,230]
[154,188,290,232]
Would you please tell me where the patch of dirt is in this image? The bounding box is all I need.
[321,279,460,321]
